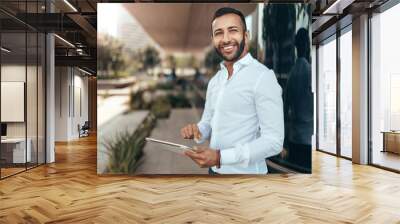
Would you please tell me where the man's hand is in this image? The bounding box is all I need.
[180,124,202,140]
[185,146,219,168]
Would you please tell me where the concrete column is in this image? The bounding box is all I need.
[46,1,55,163]
[352,14,369,164]
[46,33,55,163]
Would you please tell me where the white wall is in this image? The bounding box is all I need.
[55,66,69,141]
[55,67,89,141]
[1,65,38,137]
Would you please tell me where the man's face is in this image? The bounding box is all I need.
[212,13,248,62]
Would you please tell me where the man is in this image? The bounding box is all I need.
[284,28,313,173]
[180,7,284,174]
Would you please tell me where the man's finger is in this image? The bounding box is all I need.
[190,158,207,168]
[193,147,205,153]
[192,158,204,167]
[191,124,197,135]
[187,125,193,138]
[192,146,205,153]
[185,151,205,160]
[193,146,205,153]
[184,149,198,157]
[184,127,191,139]
[192,124,201,140]
[184,151,209,168]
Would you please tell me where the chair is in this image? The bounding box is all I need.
[79,121,90,138]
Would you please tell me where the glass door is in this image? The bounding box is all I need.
[339,28,352,158]
[317,36,337,155]
[370,3,400,171]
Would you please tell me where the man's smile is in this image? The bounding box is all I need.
[220,43,237,55]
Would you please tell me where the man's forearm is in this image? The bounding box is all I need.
[219,135,283,168]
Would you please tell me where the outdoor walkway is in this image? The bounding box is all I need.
[97,95,130,127]
[135,108,208,174]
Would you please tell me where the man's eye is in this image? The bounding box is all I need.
[229,29,238,32]
[214,32,222,36]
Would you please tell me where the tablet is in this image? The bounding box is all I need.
[145,137,193,153]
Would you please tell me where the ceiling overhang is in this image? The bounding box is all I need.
[124,3,257,53]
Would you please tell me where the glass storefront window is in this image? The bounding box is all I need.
[0,1,46,179]
[1,31,28,178]
[317,37,337,154]
[340,29,352,158]
[371,3,400,171]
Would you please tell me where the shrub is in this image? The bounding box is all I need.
[151,96,171,119]
[130,90,143,110]
[156,82,174,90]
[104,114,155,174]
[168,93,191,108]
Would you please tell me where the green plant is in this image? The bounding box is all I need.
[168,93,191,108]
[166,54,177,69]
[103,131,143,173]
[130,90,143,110]
[151,96,171,119]
[104,114,155,174]
[130,88,157,110]
[204,48,222,73]
[139,46,161,74]
[156,82,174,90]
[98,34,127,79]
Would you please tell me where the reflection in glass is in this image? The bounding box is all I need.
[1,31,27,177]
[371,4,400,171]
[0,1,47,179]
[38,33,46,165]
[27,31,38,169]
[340,30,352,158]
[318,38,337,154]
[312,45,317,150]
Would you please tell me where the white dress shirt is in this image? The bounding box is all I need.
[196,53,284,174]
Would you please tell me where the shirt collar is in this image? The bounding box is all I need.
[219,53,253,70]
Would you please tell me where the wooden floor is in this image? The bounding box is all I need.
[1,167,26,178]
[0,135,400,223]
[1,164,45,178]
[372,151,400,171]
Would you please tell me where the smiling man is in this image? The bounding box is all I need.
[180,7,284,174]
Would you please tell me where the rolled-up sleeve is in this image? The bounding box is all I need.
[220,71,284,167]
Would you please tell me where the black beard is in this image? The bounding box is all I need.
[214,36,245,62]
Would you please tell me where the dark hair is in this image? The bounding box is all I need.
[212,7,247,34]
[295,28,310,62]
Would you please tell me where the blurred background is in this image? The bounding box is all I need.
[97,3,312,175]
